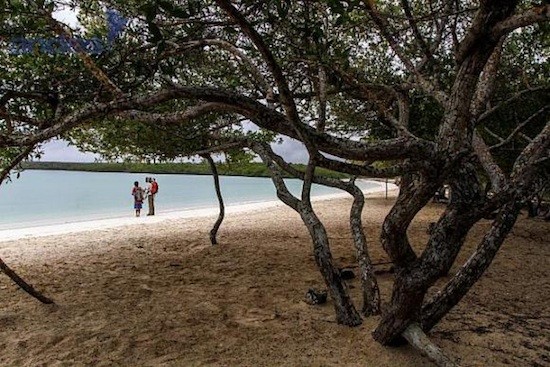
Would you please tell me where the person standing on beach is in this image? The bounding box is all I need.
[146,177,158,216]
[131,181,145,217]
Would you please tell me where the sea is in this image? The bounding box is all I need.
[0,170,380,231]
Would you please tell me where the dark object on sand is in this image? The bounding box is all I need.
[340,268,356,280]
[304,288,327,305]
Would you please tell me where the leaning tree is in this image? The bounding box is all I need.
[1,1,549,365]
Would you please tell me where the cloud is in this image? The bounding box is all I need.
[271,136,308,163]
[40,137,310,164]
[40,139,99,162]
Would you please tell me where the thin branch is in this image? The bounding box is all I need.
[43,12,123,96]
[476,86,549,125]
[214,0,300,126]
[400,0,433,61]
[490,106,549,150]
[171,39,273,97]
[362,1,448,106]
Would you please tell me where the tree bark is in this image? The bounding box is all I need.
[348,181,381,316]
[421,201,520,331]
[0,256,54,304]
[300,205,363,326]
[372,266,426,345]
[374,164,487,344]
[252,143,380,318]
[380,172,439,268]
[253,143,362,326]
[402,323,460,367]
[201,154,225,245]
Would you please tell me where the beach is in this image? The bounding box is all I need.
[0,189,548,366]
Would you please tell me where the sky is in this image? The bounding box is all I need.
[40,137,309,163]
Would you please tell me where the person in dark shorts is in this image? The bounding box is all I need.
[131,181,145,217]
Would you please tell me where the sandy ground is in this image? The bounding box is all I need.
[0,192,548,366]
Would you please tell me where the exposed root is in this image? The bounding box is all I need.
[402,323,459,367]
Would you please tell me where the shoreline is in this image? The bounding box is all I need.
[0,180,397,242]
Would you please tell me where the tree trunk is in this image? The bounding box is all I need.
[201,154,225,245]
[380,173,440,268]
[252,143,362,326]
[0,256,54,304]
[374,164,486,344]
[300,205,363,326]
[372,267,425,345]
[348,182,380,316]
[422,201,520,331]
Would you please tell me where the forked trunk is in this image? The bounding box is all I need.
[422,201,521,331]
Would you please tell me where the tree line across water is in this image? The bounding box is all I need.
[21,161,349,179]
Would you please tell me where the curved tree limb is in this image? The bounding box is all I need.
[253,142,381,316]
[1,86,435,164]
[492,5,550,39]
[0,145,35,186]
[252,142,363,326]
[201,154,225,245]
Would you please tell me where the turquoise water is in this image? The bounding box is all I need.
[0,170,378,230]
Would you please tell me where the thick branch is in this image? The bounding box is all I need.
[214,0,300,126]
[492,5,550,38]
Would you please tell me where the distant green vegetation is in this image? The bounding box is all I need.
[21,161,349,179]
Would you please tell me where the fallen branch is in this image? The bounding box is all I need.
[0,256,54,304]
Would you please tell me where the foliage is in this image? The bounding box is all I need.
[20,160,349,179]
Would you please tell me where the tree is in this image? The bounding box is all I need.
[1,1,549,365]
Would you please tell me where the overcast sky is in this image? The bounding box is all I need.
[40,138,309,163]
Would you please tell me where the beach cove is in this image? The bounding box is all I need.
[0,189,548,366]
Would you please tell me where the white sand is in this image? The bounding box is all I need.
[0,180,397,242]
